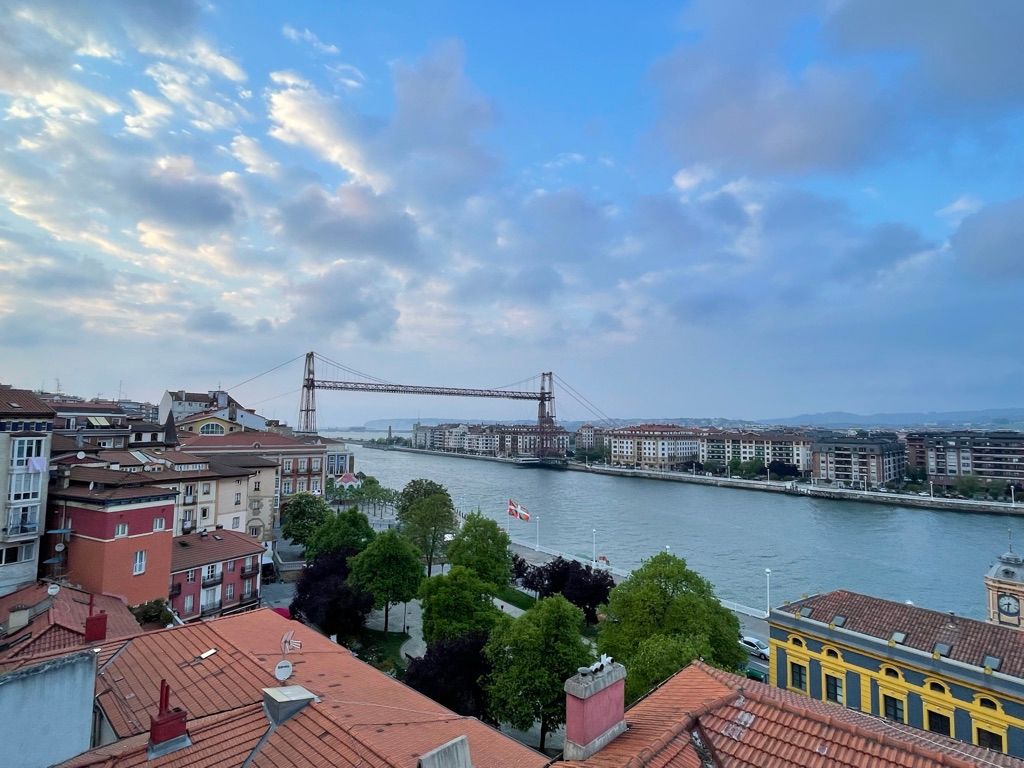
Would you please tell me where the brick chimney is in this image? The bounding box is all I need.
[563,656,627,761]
[148,679,190,759]
[84,611,107,642]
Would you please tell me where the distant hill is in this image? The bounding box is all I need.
[357,408,1024,432]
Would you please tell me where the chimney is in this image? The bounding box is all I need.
[148,679,190,758]
[418,735,472,768]
[262,686,316,725]
[84,611,108,642]
[563,657,627,761]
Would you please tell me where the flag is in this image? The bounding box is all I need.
[507,498,530,521]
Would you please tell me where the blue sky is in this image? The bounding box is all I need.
[0,1,1022,426]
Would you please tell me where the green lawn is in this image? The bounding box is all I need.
[496,585,537,611]
[347,628,410,677]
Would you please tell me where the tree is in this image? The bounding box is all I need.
[281,492,331,548]
[512,553,531,583]
[485,595,591,752]
[562,562,615,625]
[304,506,376,561]
[624,634,711,701]
[598,552,744,697]
[728,457,743,476]
[290,548,374,639]
[397,478,451,518]
[349,530,423,631]
[419,566,500,647]
[405,632,491,719]
[956,474,982,497]
[740,459,764,478]
[399,493,456,576]
[447,512,512,588]
[768,460,800,479]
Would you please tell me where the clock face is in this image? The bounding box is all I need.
[999,594,1020,615]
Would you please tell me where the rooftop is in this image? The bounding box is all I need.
[566,661,1024,767]
[778,589,1024,678]
[171,530,265,572]
[182,433,325,450]
[0,387,56,418]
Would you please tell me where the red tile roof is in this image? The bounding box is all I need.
[182,433,320,450]
[565,661,1024,768]
[170,531,265,573]
[0,387,55,417]
[65,609,548,768]
[781,589,1024,678]
[0,583,140,662]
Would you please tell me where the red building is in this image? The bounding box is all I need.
[47,467,176,606]
[169,530,264,621]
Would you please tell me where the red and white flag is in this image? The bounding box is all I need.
[507,498,530,521]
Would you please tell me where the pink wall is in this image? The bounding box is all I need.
[566,678,625,746]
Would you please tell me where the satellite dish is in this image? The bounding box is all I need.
[76,451,86,460]
[55,543,66,552]
[274,659,293,682]
[47,583,60,596]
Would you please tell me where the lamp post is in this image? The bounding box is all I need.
[1012,485,1016,506]
[592,528,597,566]
[765,568,772,618]
[536,515,540,551]
[929,480,934,498]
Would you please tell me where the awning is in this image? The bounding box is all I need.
[87,416,111,427]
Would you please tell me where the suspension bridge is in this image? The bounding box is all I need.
[227,351,617,461]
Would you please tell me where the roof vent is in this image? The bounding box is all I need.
[418,735,472,768]
[832,615,846,628]
[262,686,317,726]
[213,535,223,540]
[890,631,907,645]
[934,642,952,657]
[983,655,1002,672]
[799,607,813,618]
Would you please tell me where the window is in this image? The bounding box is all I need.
[298,458,308,473]
[825,648,839,659]
[825,674,844,704]
[182,509,194,522]
[133,550,146,575]
[234,492,241,506]
[205,564,217,580]
[226,583,235,600]
[8,473,41,501]
[927,711,951,737]
[184,595,194,613]
[282,480,292,494]
[283,459,293,473]
[115,522,129,537]
[228,560,236,572]
[10,438,44,468]
[883,695,904,722]
[202,482,211,494]
[153,517,165,531]
[977,728,1004,752]
[311,479,320,493]
[979,697,998,710]
[200,423,225,434]
[297,479,307,492]
[312,458,321,472]
[789,662,806,691]
[186,569,195,582]
[243,579,253,597]
[254,481,261,492]
[200,507,209,519]
[883,667,900,679]
[249,526,261,537]
[0,542,34,565]
[232,516,240,529]
[929,681,946,693]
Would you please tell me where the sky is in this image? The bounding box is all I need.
[1,1,1022,427]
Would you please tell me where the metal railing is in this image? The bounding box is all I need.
[169,583,181,598]
[200,600,222,616]
[201,573,222,588]
[240,563,258,577]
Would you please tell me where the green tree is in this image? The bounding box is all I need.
[598,552,744,697]
[399,493,457,576]
[956,474,982,497]
[728,457,743,476]
[419,566,500,646]
[485,595,591,751]
[624,634,711,702]
[349,530,423,631]
[397,478,451,517]
[304,506,376,561]
[447,512,512,588]
[281,492,331,548]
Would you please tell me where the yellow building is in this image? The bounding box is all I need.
[769,589,1024,757]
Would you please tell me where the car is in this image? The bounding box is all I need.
[744,666,768,683]
[739,636,770,660]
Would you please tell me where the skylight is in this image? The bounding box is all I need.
[934,642,952,657]
[983,655,1001,671]
[891,631,907,644]
[800,607,813,618]
[832,615,846,627]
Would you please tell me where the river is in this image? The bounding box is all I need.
[330,433,1018,620]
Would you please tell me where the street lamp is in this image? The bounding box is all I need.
[765,568,772,618]
[536,515,540,551]
[592,528,597,566]
[929,480,934,498]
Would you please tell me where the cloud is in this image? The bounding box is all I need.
[123,89,172,136]
[274,184,422,266]
[673,165,714,192]
[936,195,982,226]
[950,197,1024,278]
[287,261,400,341]
[282,24,339,55]
[126,156,241,230]
[184,306,245,335]
[833,223,934,283]
[230,134,280,176]
[145,62,240,131]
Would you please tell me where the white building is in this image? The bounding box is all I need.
[608,425,701,470]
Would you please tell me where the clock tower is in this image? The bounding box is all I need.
[986,545,1024,629]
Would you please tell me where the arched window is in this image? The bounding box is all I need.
[929,681,946,694]
[790,637,804,648]
[979,697,998,710]
[200,423,225,435]
[825,648,839,659]
[883,666,900,679]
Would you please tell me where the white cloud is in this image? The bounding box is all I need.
[145,62,239,131]
[672,164,714,192]
[936,194,982,225]
[138,39,246,82]
[282,24,339,55]
[230,135,280,176]
[123,89,173,136]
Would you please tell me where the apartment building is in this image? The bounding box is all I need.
[697,429,814,471]
[0,389,54,596]
[157,389,240,424]
[811,434,905,486]
[908,431,1024,487]
[576,424,596,450]
[201,453,279,550]
[169,530,264,621]
[607,424,700,470]
[52,402,130,449]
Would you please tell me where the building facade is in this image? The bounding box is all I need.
[168,530,264,621]
[770,589,1024,757]
[906,431,1024,488]
[607,425,700,470]
[52,402,130,450]
[0,389,54,596]
[699,430,814,471]
[811,434,906,487]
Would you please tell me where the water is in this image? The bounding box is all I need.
[331,433,1016,620]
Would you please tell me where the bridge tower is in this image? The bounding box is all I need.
[537,372,556,458]
[298,351,317,434]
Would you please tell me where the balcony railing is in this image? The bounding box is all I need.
[183,495,196,505]
[169,583,182,598]
[201,573,222,588]
[4,521,38,537]
[240,563,258,577]
[200,600,222,616]
[239,592,259,606]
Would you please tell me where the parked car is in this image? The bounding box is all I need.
[739,636,770,660]
[744,666,768,683]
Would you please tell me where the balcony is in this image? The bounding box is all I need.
[200,600,222,617]
[240,563,258,577]
[239,592,259,607]
[169,583,182,598]
[4,520,38,538]
[201,572,223,588]
[182,495,196,505]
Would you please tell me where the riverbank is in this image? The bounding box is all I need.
[347,444,1024,517]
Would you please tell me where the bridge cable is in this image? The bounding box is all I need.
[313,352,392,385]
[226,354,305,392]
[554,375,617,427]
